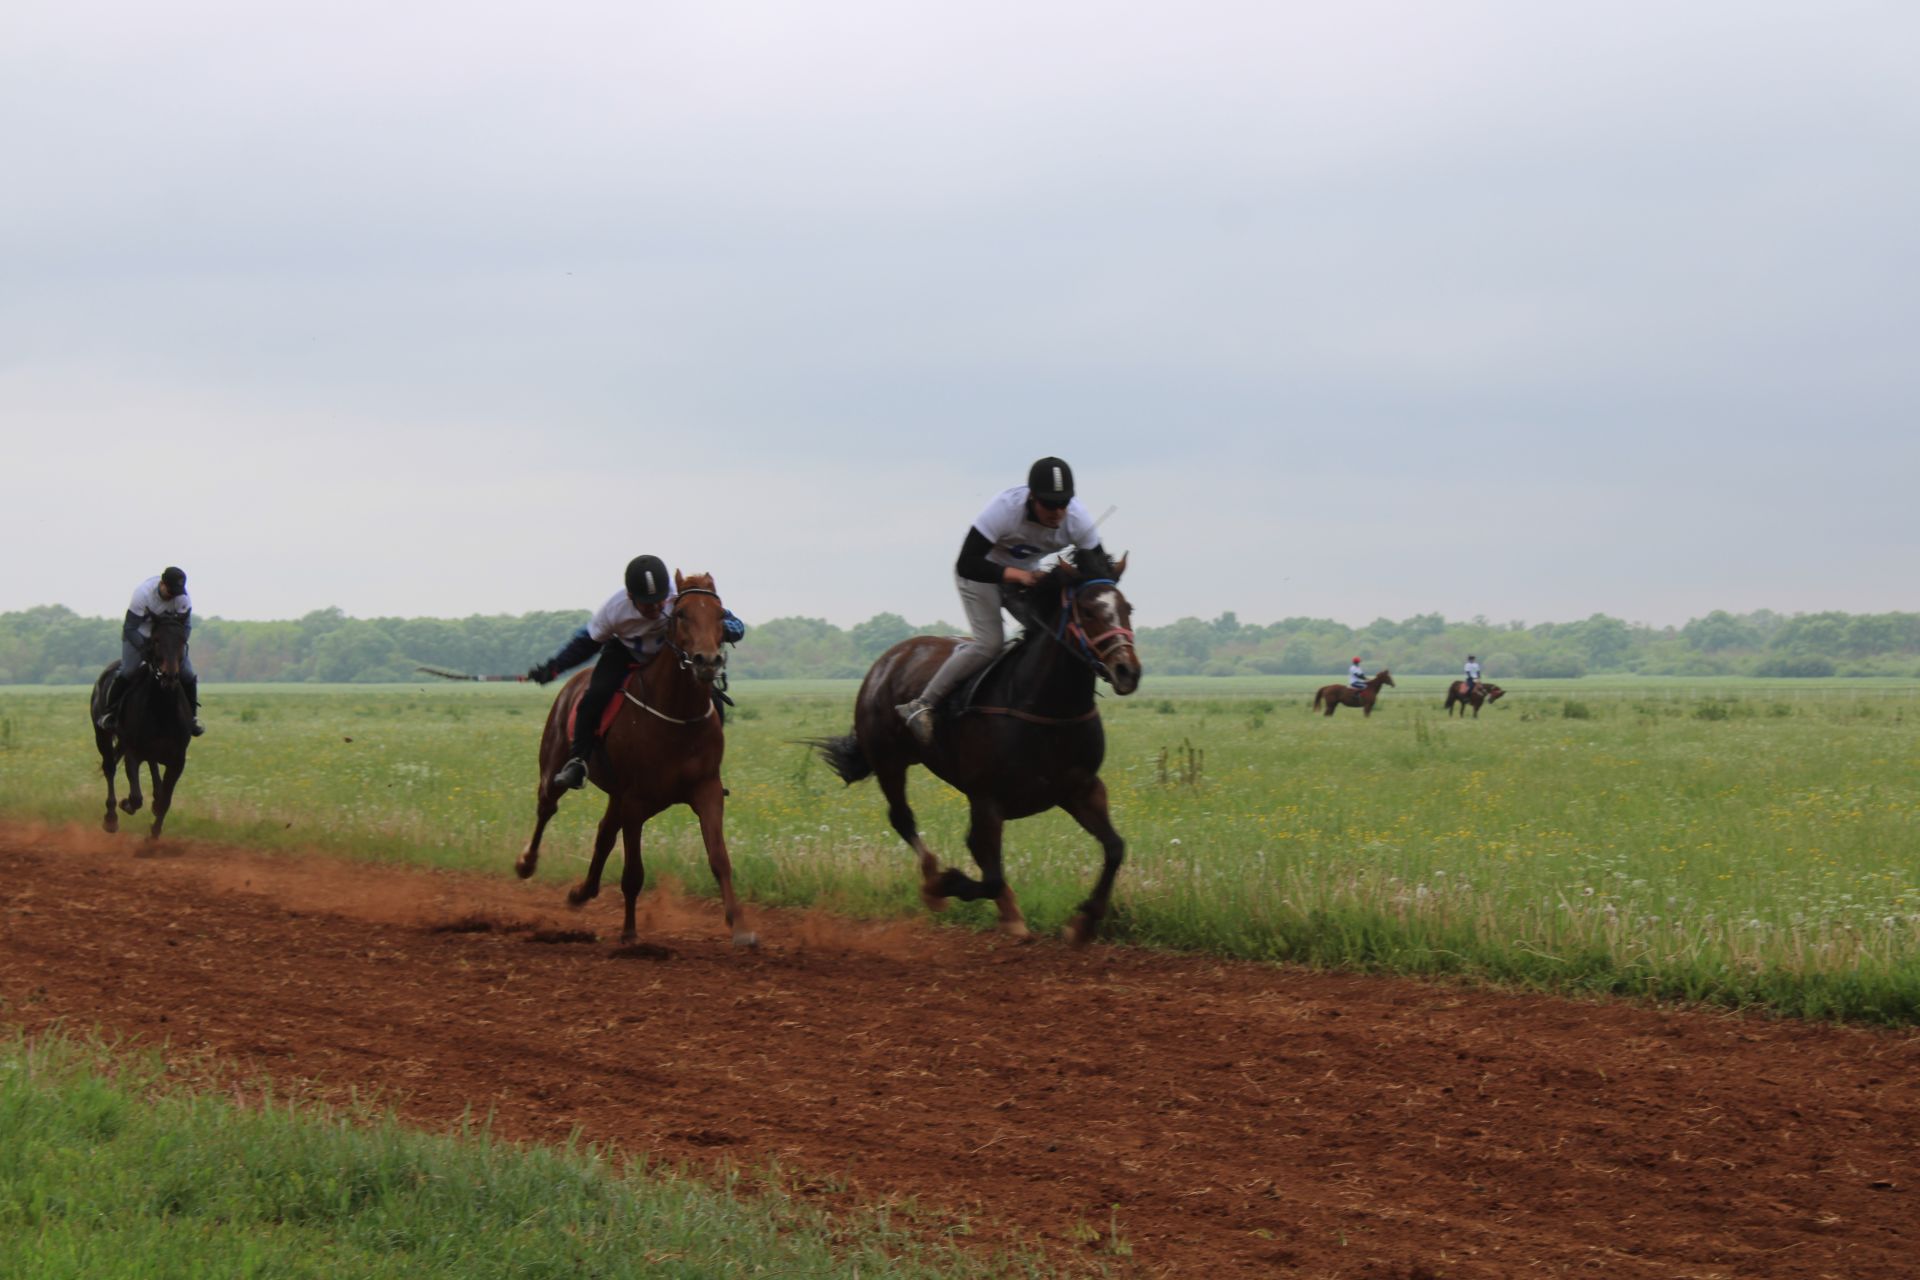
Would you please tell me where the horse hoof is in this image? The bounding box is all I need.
[513,855,537,880]
[919,888,949,914]
[102,816,118,835]
[998,919,1032,941]
[1061,913,1095,948]
[119,798,139,814]
[566,884,596,908]
[732,930,760,949]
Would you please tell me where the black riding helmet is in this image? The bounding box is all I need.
[624,554,670,605]
[160,566,187,593]
[1027,457,1074,505]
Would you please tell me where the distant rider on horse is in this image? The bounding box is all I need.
[894,456,1106,746]
[98,566,203,736]
[1464,655,1482,692]
[1348,657,1368,690]
[525,554,744,791]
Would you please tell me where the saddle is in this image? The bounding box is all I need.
[565,666,642,741]
[940,633,1032,718]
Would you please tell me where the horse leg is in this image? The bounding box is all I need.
[616,820,645,944]
[98,738,121,834]
[959,796,1026,940]
[567,800,623,907]
[148,758,183,841]
[690,778,757,948]
[120,754,143,814]
[1059,778,1126,947]
[515,782,561,878]
[875,760,948,913]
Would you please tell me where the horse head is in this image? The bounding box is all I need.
[1059,548,1141,696]
[1482,683,1504,702]
[1374,668,1395,688]
[146,613,189,684]
[668,571,729,686]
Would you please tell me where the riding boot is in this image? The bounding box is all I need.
[97,674,130,731]
[553,732,596,790]
[184,674,205,736]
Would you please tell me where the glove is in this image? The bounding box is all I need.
[525,662,555,685]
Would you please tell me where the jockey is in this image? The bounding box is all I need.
[1348,657,1368,690]
[525,554,745,791]
[98,566,202,736]
[895,456,1104,745]
[1464,655,1482,692]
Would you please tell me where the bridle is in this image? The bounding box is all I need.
[1052,577,1136,680]
[662,586,726,674]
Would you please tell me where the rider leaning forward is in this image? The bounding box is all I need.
[98,566,203,737]
[525,554,744,791]
[894,456,1105,746]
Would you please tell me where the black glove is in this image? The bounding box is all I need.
[525,663,555,685]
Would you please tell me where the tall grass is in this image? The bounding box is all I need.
[4,676,1918,1022]
[0,1030,1053,1280]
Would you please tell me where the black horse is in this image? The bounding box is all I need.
[813,550,1141,945]
[90,613,194,839]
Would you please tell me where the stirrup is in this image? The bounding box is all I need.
[553,756,590,790]
[96,712,117,732]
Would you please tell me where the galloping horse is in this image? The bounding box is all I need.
[89,613,194,838]
[1443,680,1505,718]
[515,572,755,948]
[1312,669,1395,717]
[812,549,1141,945]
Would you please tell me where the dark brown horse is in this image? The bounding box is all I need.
[1312,669,1395,717]
[89,613,193,839]
[1443,680,1505,717]
[515,572,754,947]
[812,550,1141,945]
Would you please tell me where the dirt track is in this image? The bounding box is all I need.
[2,820,1916,1278]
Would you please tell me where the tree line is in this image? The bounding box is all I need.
[1,604,1915,685]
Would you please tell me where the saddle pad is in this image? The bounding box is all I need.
[565,667,640,741]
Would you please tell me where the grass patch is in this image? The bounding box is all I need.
[0,1029,1051,1279]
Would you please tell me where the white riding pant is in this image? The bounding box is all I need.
[918,575,1009,705]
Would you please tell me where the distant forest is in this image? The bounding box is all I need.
[3,604,1916,684]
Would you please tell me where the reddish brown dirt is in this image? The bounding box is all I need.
[2,820,1916,1279]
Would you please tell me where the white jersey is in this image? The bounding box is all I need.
[129,576,193,639]
[1349,663,1367,687]
[587,587,677,659]
[971,487,1102,570]
[1464,661,1482,681]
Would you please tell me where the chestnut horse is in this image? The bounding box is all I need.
[515,572,754,948]
[1312,669,1395,717]
[89,612,193,839]
[1443,680,1505,717]
[812,550,1141,945]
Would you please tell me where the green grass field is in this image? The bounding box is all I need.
[3,675,1918,1022]
[0,1031,1054,1280]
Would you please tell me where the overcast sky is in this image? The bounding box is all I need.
[4,1,1915,631]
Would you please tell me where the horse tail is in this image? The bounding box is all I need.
[1310,689,1324,711]
[806,733,872,786]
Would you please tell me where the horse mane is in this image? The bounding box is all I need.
[1062,545,1116,582]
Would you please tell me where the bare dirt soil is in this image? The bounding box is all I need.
[2,820,1916,1278]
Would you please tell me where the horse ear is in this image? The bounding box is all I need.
[674,569,685,591]
[1114,552,1128,580]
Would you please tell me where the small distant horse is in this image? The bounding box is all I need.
[812,550,1141,945]
[1443,680,1505,718]
[1312,669,1395,717]
[89,613,194,839]
[515,572,755,948]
